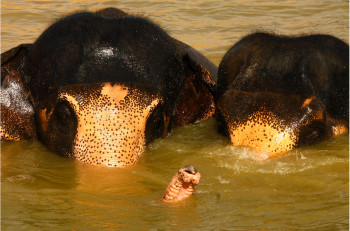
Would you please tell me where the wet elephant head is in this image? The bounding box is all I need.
[1,8,217,167]
[216,33,349,158]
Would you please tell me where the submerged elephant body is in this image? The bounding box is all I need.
[1,8,217,167]
[217,32,349,157]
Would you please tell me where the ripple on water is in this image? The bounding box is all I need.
[200,139,348,176]
[5,174,36,184]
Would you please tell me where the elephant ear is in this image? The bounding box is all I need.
[1,44,31,81]
[1,44,37,141]
[173,40,218,127]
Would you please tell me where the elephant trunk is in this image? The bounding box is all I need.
[162,165,201,202]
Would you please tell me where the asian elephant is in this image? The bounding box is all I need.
[216,32,348,158]
[1,8,217,167]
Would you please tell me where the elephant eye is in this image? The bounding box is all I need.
[297,120,326,147]
[311,130,319,138]
[53,101,75,125]
[308,123,326,139]
[145,104,166,145]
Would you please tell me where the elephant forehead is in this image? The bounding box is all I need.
[58,83,162,112]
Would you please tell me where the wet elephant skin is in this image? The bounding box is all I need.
[216,32,349,158]
[0,8,217,167]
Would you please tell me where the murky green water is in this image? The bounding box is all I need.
[1,1,349,230]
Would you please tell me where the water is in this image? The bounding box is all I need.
[1,1,349,230]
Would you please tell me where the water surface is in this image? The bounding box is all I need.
[1,1,349,230]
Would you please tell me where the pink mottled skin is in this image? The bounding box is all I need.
[162,166,201,202]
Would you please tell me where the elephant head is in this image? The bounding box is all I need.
[216,32,348,158]
[1,8,217,167]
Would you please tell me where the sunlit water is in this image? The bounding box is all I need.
[1,1,349,230]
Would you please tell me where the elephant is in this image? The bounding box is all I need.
[216,32,349,158]
[1,7,217,167]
